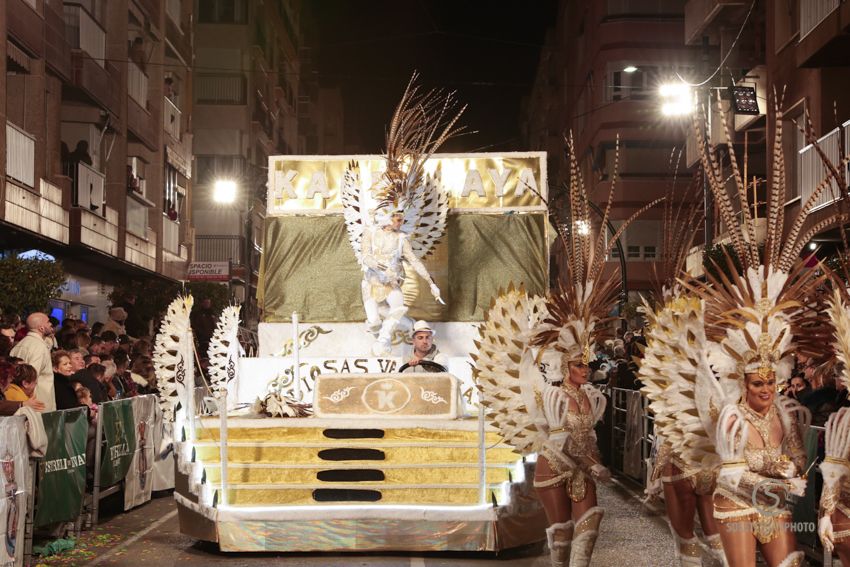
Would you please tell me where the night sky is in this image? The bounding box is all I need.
[303,0,558,154]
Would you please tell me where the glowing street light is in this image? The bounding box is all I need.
[659,82,693,117]
[213,179,237,204]
[575,219,590,236]
[623,65,638,73]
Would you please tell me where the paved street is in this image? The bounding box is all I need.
[34,478,676,567]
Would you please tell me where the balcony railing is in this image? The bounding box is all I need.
[798,126,843,211]
[63,4,105,67]
[5,122,35,188]
[128,61,149,109]
[196,74,247,105]
[195,235,243,264]
[164,96,182,140]
[65,161,105,212]
[800,0,840,39]
[163,217,180,254]
[166,0,181,27]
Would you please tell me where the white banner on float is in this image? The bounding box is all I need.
[234,356,479,411]
[257,321,479,359]
[0,417,28,567]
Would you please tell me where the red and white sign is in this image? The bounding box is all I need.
[187,262,230,281]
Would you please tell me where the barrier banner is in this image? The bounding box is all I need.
[99,400,136,488]
[35,409,88,527]
[0,417,28,567]
[124,396,156,510]
[152,405,175,491]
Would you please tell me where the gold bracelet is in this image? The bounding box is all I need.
[549,426,566,434]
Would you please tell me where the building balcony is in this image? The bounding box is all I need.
[196,74,247,105]
[70,206,118,256]
[165,132,192,179]
[7,0,44,58]
[683,0,748,45]
[3,178,70,245]
[195,235,244,265]
[64,4,105,65]
[45,1,72,80]
[69,52,121,116]
[127,96,158,151]
[798,121,850,212]
[136,0,161,26]
[162,216,181,255]
[165,0,191,63]
[128,61,149,110]
[125,227,157,271]
[6,122,36,189]
[64,161,105,211]
[163,96,182,140]
[797,0,850,67]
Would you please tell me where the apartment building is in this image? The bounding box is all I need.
[192,0,302,328]
[523,0,699,292]
[1,0,194,324]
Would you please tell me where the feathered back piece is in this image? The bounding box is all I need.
[532,134,663,363]
[375,72,467,210]
[828,288,850,391]
[207,305,242,401]
[686,88,838,393]
[153,294,193,423]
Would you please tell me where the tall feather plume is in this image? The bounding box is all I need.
[153,295,194,423]
[533,134,663,356]
[207,305,242,401]
[377,72,468,209]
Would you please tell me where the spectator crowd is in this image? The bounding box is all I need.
[0,293,215,420]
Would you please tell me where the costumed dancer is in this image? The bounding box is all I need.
[819,289,850,564]
[638,169,726,565]
[671,89,845,567]
[473,134,661,567]
[342,74,466,355]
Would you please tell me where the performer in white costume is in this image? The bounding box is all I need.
[657,90,845,567]
[342,74,465,355]
[473,135,661,567]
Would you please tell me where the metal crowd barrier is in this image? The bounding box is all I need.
[603,387,834,565]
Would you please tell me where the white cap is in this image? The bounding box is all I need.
[411,320,435,337]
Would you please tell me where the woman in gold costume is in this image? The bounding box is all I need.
[473,134,661,567]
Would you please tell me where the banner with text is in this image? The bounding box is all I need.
[35,409,88,527]
[124,395,156,510]
[99,400,136,488]
[0,417,28,567]
[267,152,547,214]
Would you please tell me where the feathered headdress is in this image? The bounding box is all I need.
[373,72,467,213]
[153,294,193,423]
[685,89,839,393]
[531,134,663,365]
[207,305,241,401]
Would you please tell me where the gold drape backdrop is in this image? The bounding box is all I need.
[259,213,547,322]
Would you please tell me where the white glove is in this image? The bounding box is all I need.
[820,515,836,554]
[715,405,748,490]
[590,464,611,483]
[819,460,850,487]
[787,476,807,497]
[644,477,663,501]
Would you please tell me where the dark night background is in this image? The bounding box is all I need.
[303,1,558,154]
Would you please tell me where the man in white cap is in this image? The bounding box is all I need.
[402,320,448,372]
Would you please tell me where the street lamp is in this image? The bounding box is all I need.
[659,82,693,117]
[213,179,237,204]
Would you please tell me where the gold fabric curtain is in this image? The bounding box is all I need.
[259,213,547,322]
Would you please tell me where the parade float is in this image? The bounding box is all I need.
[158,80,551,552]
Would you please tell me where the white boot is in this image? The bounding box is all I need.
[569,507,603,567]
[776,551,804,567]
[700,533,727,567]
[674,534,701,566]
[373,306,407,355]
[546,521,573,567]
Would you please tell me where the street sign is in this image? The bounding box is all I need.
[187,261,230,281]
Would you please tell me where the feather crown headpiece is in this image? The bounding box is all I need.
[373,73,467,215]
[532,134,663,365]
[685,88,840,392]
